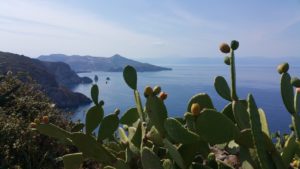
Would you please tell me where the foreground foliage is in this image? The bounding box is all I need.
[34,41,300,169]
[0,74,76,168]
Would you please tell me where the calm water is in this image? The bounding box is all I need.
[71,64,300,134]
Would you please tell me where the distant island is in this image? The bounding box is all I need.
[0,51,92,108]
[38,54,172,72]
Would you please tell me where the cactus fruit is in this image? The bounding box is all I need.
[159,92,168,100]
[187,93,214,113]
[99,100,105,106]
[230,40,239,50]
[220,43,231,54]
[277,63,289,74]
[144,86,153,97]
[191,103,201,116]
[42,116,49,124]
[224,56,231,65]
[153,85,161,95]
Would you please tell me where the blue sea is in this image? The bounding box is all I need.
[71,64,300,134]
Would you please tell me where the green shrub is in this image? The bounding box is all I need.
[0,74,76,169]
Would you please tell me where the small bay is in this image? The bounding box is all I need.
[71,64,300,134]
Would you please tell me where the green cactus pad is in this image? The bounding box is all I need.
[178,141,210,167]
[187,93,215,112]
[62,153,83,169]
[163,139,185,169]
[36,123,72,144]
[71,123,85,132]
[141,147,164,169]
[295,89,300,114]
[71,132,116,163]
[91,84,99,105]
[86,105,104,134]
[214,76,232,101]
[235,129,254,148]
[129,122,142,148]
[164,118,200,144]
[98,113,119,141]
[232,100,250,129]
[120,108,139,126]
[221,103,236,123]
[247,94,274,169]
[123,65,137,90]
[195,109,239,145]
[184,112,196,131]
[281,73,295,114]
[118,127,129,144]
[281,134,297,168]
[146,95,168,136]
[114,159,131,169]
[258,108,270,137]
[146,126,164,146]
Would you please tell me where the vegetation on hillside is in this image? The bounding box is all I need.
[32,41,300,169]
[0,73,77,168]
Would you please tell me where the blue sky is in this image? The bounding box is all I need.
[0,0,299,59]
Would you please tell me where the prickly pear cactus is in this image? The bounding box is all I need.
[31,42,300,169]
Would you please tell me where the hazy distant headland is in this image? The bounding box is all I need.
[38,54,172,72]
[0,51,92,108]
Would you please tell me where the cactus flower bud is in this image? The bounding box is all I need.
[34,118,40,124]
[277,62,289,74]
[144,86,153,97]
[219,43,231,54]
[42,116,49,124]
[224,56,231,65]
[30,122,37,128]
[291,77,300,87]
[153,85,161,95]
[99,100,105,106]
[191,103,201,116]
[159,92,168,100]
[230,40,239,50]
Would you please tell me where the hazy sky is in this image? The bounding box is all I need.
[0,0,300,59]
